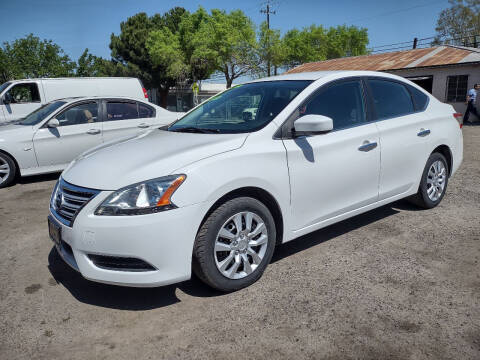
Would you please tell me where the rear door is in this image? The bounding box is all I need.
[365,78,429,200]
[101,100,157,142]
[33,101,103,168]
[2,82,42,121]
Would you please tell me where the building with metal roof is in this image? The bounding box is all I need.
[287,45,480,118]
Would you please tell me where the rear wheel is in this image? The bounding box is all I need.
[409,152,449,209]
[193,197,276,292]
[0,152,16,188]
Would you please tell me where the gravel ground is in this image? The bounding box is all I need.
[0,126,479,360]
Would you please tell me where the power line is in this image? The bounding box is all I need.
[346,0,445,24]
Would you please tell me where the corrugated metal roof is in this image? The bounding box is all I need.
[286,45,480,73]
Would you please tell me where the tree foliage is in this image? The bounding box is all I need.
[281,25,369,69]
[434,0,480,43]
[257,21,284,77]
[0,34,76,83]
[76,48,139,77]
[191,9,258,88]
[109,8,188,105]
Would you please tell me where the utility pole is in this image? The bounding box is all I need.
[260,1,276,76]
[413,37,418,49]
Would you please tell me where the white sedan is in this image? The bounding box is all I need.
[0,97,180,187]
[48,71,463,291]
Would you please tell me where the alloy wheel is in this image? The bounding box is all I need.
[214,211,269,280]
[0,157,10,185]
[426,160,447,201]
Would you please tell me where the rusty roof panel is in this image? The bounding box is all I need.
[417,47,470,67]
[286,46,474,73]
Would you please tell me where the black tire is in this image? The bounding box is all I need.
[193,197,276,292]
[409,152,449,209]
[0,152,17,188]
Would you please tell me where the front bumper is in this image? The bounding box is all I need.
[49,191,209,287]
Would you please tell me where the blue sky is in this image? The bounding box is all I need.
[0,0,450,61]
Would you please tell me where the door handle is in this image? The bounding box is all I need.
[86,129,101,135]
[138,123,150,128]
[417,128,431,137]
[358,141,378,152]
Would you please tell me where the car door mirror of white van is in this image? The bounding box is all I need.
[47,118,60,128]
[293,114,333,137]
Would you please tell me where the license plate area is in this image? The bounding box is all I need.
[48,216,61,247]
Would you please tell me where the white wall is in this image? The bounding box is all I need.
[391,64,480,120]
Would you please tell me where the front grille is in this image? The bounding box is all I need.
[87,254,157,272]
[51,178,100,227]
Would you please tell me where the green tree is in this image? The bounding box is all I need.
[0,34,75,83]
[76,48,139,77]
[282,25,369,69]
[434,0,480,44]
[110,8,187,107]
[257,22,285,77]
[146,7,215,85]
[192,9,258,88]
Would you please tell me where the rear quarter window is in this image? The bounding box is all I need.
[138,102,155,118]
[407,84,429,111]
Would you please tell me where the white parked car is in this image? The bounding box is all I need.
[0,77,149,123]
[0,97,180,187]
[48,71,463,291]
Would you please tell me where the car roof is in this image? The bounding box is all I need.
[51,96,151,104]
[248,70,406,82]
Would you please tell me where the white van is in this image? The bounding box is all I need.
[0,77,148,123]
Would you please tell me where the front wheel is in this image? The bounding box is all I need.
[0,152,16,188]
[409,152,449,209]
[193,197,276,292]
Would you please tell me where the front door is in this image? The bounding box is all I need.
[33,101,102,168]
[2,82,42,121]
[283,79,380,231]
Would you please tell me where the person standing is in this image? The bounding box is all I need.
[463,83,480,124]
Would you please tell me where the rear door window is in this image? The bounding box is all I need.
[367,79,414,120]
[106,102,139,121]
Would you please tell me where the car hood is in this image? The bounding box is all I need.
[0,124,32,140]
[62,129,248,190]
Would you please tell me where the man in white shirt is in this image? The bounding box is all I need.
[463,83,480,124]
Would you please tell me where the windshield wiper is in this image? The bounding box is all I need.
[171,126,220,134]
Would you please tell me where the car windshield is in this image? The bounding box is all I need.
[168,80,312,134]
[18,101,67,126]
[0,82,11,95]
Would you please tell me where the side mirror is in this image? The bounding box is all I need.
[293,114,333,137]
[47,118,60,128]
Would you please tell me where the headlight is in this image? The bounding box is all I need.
[95,175,186,216]
[50,180,60,211]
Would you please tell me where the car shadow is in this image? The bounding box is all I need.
[18,172,60,185]
[47,248,224,311]
[47,199,421,310]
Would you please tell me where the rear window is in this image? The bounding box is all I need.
[407,84,429,111]
[138,103,155,118]
[368,79,414,120]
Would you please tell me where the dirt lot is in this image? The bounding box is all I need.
[0,126,479,360]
